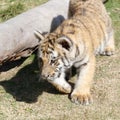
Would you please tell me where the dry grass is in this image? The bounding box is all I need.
[0,0,120,120]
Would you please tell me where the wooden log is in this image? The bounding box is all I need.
[0,0,69,64]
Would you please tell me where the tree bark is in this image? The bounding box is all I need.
[0,0,69,64]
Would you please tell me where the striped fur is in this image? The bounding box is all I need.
[36,0,115,105]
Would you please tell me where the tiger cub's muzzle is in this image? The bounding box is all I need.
[41,65,58,80]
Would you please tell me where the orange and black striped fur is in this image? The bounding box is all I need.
[35,0,115,105]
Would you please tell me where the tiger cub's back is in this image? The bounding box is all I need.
[67,0,115,55]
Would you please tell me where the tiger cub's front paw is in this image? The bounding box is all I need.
[71,90,93,105]
[53,83,72,94]
[49,79,72,94]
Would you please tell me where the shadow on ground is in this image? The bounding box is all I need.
[0,55,64,103]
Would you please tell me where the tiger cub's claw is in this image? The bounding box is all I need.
[71,92,93,105]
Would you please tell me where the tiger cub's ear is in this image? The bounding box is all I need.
[57,36,73,52]
[34,30,45,41]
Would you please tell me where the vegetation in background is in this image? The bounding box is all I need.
[0,0,48,22]
[0,2,24,21]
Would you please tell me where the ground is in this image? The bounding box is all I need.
[0,0,120,120]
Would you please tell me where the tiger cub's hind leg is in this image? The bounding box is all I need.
[103,29,115,56]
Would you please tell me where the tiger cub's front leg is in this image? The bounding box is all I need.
[71,55,95,105]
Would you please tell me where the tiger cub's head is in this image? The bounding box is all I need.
[35,31,73,81]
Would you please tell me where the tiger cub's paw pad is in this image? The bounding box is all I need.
[71,92,93,105]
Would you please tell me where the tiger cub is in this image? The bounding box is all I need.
[35,0,115,105]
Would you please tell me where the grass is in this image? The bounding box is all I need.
[0,0,120,120]
[0,2,24,21]
[0,0,48,22]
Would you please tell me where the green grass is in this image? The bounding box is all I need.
[0,2,24,21]
[0,0,48,22]
[0,0,120,120]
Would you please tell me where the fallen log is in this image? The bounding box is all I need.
[0,0,69,64]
